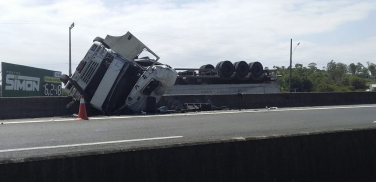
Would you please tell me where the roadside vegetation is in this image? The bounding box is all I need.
[273,61,376,92]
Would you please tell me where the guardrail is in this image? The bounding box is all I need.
[0,92,376,119]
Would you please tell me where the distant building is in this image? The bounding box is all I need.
[370,83,376,91]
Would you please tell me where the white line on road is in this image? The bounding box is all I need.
[0,136,183,153]
[2,118,76,124]
[2,105,375,125]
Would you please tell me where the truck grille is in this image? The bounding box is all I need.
[79,61,100,84]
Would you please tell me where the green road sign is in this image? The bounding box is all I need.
[1,62,62,97]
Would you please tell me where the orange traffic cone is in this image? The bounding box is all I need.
[77,95,89,120]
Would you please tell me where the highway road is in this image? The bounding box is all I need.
[0,104,375,160]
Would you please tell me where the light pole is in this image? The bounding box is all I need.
[69,22,74,76]
[289,39,300,92]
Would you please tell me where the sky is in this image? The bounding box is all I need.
[1,0,376,80]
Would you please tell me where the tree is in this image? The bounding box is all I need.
[349,63,356,75]
[326,60,337,71]
[326,60,348,86]
[308,72,328,91]
[356,62,364,74]
[308,62,317,73]
[290,76,303,92]
[349,75,367,90]
[359,67,370,78]
[295,63,303,69]
[366,62,376,77]
[316,83,335,92]
[275,61,372,93]
[302,78,313,92]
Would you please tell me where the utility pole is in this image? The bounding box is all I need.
[69,22,74,76]
[289,40,300,92]
[289,39,292,92]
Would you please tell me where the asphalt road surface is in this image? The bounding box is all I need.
[0,104,375,160]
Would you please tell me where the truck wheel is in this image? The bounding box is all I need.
[215,61,223,69]
[234,61,249,79]
[217,60,234,79]
[199,64,214,75]
[200,64,215,70]
[249,62,264,78]
[93,37,110,49]
[60,74,69,85]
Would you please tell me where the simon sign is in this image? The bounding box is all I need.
[1,62,62,97]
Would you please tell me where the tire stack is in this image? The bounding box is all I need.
[199,61,265,83]
[248,61,265,81]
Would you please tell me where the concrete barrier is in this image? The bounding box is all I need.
[0,92,376,119]
[0,97,79,119]
[157,92,376,110]
[0,128,375,181]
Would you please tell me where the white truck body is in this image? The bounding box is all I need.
[62,32,177,114]
[126,64,177,111]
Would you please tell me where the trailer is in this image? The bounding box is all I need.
[168,61,280,95]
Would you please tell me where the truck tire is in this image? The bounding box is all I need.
[234,61,249,79]
[199,64,215,75]
[249,62,264,78]
[60,74,69,85]
[216,60,234,79]
[203,64,215,69]
[93,37,110,49]
[215,61,223,69]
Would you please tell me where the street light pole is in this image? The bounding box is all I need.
[289,39,292,92]
[289,39,300,92]
[69,22,74,76]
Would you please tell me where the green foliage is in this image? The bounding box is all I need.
[276,60,375,93]
[367,62,376,77]
[349,63,356,75]
[316,83,335,92]
[326,60,348,86]
[349,75,367,90]
[308,72,328,91]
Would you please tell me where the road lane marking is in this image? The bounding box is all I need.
[3,118,76,124]
[2,105,375,125]
[0,136,183,153]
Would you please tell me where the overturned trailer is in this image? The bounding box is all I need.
[175,60,278,85]
[61,32,178,114]
[167,60,280,95]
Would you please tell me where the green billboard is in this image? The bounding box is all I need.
[1,62,62,97]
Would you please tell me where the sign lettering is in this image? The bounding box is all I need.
[5,74,40,91]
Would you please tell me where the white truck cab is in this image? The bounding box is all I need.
[61,32,177,114]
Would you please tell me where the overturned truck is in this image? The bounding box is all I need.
[60,32,178,115]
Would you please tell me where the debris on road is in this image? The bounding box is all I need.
[157,106,168,113]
